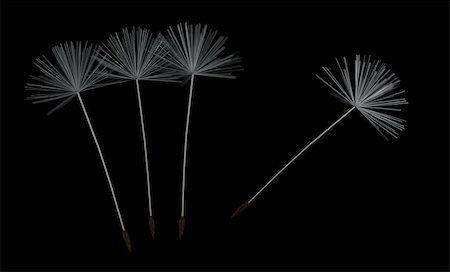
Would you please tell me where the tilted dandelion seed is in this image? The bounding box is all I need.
[231,55,407,219]
[160,23,242,238]
[99,27,180,238]
[316,55,407,139]
[25,41,132,252]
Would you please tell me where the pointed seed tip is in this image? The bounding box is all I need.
[230,202,250,219]
[122,230,132,252]
[149,216,156,239]
[178,216,185,240]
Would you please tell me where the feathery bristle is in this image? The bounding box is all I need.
[100,26,179,82]
[159,23,242,79]
[26,41,111,114]
[316,55,408,139]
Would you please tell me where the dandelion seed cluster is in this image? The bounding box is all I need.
[26,23,408,237]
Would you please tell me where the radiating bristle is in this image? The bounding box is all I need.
[26,41,113,114]
[100,27,179,82]
[159,23,242,79]
[316,55,408,139]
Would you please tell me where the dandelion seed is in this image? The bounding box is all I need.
[100,26,179,82]
[26,41,132,252]
[316,55,407,139]
[231,55,407,219]
[99,26,180,238]
[160,23,242,238]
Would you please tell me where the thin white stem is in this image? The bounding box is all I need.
[77,93,125,231]
[248,107,355,203]
[135,79,153,216]
[181,74,195,216]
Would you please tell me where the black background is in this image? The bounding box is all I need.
[1,0,449,271]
